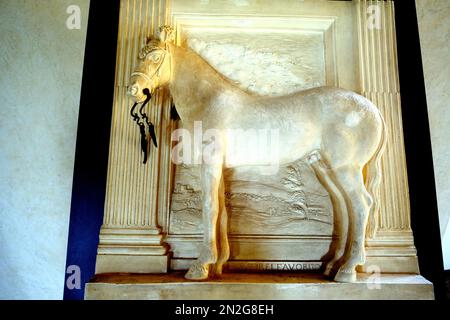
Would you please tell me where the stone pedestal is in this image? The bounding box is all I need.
[85,273,434,300]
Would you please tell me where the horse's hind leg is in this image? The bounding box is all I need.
[211,176,230,276]
[307,151,349,277]
[333,166,372,283]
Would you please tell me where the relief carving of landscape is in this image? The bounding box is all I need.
[169,159,333,236]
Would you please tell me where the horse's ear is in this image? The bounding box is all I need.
[159,25,175,43]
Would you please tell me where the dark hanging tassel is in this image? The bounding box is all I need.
[139,123,149,164]
[170,103,181,120]
[130,89,153,164]
[130,89,166,164]
[148,122,158,148]
[130,101,148,164]
[139,89,157,149]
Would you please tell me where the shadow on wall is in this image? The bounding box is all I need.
[63,0,120,300]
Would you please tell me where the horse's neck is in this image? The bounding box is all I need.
[169,44,246,124]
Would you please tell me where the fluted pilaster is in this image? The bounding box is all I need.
[355,0,418,273]
[95,0,172,274]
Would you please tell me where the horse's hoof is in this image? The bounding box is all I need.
[334,268,356,283]
[323,263,334,278]
[185,264,209,280]
[210,264,223,277]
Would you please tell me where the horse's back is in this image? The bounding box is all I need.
[265,86,383,166]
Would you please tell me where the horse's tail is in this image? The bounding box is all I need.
[365,113,387,239]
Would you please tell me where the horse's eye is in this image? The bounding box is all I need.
[152,55,161,63]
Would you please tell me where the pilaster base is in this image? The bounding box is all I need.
[359,230,420,273]
[95,254,169,274]
[358,256,419,274]
[95,226,169,273]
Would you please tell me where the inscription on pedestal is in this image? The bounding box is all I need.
[226,261,322,272]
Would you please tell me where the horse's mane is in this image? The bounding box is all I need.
[180,44,259,99]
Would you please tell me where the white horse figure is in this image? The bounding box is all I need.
[128,27,386,283]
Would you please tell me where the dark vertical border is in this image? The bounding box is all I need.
[63,0,120,300]
[394,0,446,301]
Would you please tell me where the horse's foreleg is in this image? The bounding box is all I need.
[211,176,230,276]
[307,151,349,277]
[185,163,222,280]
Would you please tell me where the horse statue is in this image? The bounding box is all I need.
[128,26,386,283]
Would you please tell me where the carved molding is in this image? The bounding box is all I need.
[172,14,340,93]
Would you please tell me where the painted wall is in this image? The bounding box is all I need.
[416,0,450,269]
[0,0,89,299]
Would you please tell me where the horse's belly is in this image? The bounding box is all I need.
[223,129,317,168]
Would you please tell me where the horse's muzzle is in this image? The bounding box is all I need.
[128,82,148,103]
[129,83,140,96]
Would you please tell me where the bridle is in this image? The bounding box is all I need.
[129,44,172,164]
[131,45,172,87]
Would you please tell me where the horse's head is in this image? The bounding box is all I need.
[128,26,175,102]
